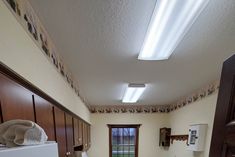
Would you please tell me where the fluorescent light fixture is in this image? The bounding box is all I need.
[122,84,146,103]
[138,0,209,60]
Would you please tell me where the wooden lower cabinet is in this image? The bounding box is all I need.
[34,95,55,141]
[53,106,67,157]
[0,73,35,122]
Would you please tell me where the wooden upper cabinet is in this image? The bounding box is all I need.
[73,118,85,147]
[34,95,55,141]
[78,119,83,146]
[65,113,74,157]
[82,122,88,150]
[0,103,2,124]
[53,106,67,157]
[73,118,79,146]
[0,66,92,155]
[88,125,91,149]
[0,73,34,122]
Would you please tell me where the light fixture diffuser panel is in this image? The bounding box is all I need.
[138,0,210,60]
[122,84,146,103]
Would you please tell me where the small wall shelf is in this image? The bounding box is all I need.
[170,135,189,145]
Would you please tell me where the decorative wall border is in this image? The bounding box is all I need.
[168,80,220,112]
[89,81,220,114]
[4,0,220,114]
[90,105,171,114]
[3,0,87,105]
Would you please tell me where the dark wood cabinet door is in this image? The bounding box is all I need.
[65,113,74,157]
[53,106,67,157]
[78,119,83,145]
[88,125,91,149]
[34,95,55,141]
[0,102,2,123]
[0,73,34,122]
[73,118,79,146]
[209,54,235,157]
[82,122,88,150]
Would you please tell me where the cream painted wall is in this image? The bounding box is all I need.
[89,93,218,157]
[88,113,170,157]
[168,92,218,157]
[0,1,90,123]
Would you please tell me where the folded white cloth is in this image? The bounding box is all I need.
[0,120,48,147]
[75,151,82,157]
[81,152,88,157]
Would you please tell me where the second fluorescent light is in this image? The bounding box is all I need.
[122,84,146,103]
[138,0,209,60]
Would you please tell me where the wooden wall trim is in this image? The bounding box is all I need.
[0,61,90,125]
[32,95,37,122]
[107,124,142,128]
[0,101,3,123]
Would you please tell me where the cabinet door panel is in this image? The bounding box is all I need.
[73,118,79,146]
[53,107,66,157]
[88,125,91,149]
[34,95,55,141]
[0,73,34,121]
[78,119,83,145]
[65,113,74,157]
[82,122,88,150]
[0,102,2,123]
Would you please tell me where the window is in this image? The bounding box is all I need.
[108,124,141,157]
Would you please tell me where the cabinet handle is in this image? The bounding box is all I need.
[66,152,71,156]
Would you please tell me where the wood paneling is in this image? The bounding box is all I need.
[0,73,34,122]
[54,106,67,157]
[34,95,55,141]
[65,113,74,157]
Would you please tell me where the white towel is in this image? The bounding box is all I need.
[75,151,82,157]
[0,120,48,147]
[81,152,88,157]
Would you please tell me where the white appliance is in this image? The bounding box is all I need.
[187,124,207,151]
[74,151,88,157]
[0,141,58,157]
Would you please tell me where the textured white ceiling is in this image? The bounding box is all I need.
[28,0,235,106]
